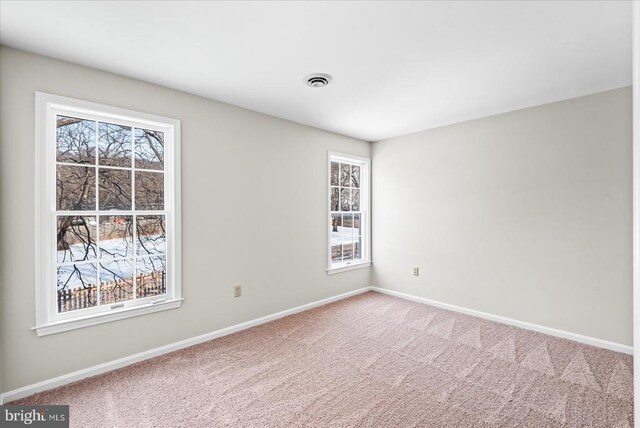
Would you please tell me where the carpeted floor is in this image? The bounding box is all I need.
[11,291,633,427]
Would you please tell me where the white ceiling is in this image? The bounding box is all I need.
[0,1,632,141]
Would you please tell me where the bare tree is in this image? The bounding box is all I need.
[135,129,164,169]
[98,122,132,167]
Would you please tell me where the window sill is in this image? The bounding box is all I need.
[327,261,372,275]
[33,298,183,337]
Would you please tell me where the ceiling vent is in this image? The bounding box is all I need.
[304,73,333,88]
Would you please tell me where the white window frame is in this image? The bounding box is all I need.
[34,92,182,336]
[327,151,372,274]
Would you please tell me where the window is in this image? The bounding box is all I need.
[35,92,181,336]
[328,152,371,273]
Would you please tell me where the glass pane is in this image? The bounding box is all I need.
[330,187,339,211]
[136,256,167,298]
[98,122,132,167]
[57,216,97,263]
[330,162,339,186]
[343,243,354,260]
[57,263,98,312]
[56,165,96,210]
[340,163,350,187]
[331,213,342,251]
[331,245,342,263]
[354,238,362,259]
[99,216,133,258]
[136,215,166,255]
[351,189,360,211]
[135,128,164,170]
[135,171,164,210]
[354,213,362,237]
[56,116,96,164]
[99,259,134,304]
[351,165,361,188]
[340,188,350,211]
[343,213,354,244]
[98,168,132,210]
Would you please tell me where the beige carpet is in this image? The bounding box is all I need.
[11,291,633,427]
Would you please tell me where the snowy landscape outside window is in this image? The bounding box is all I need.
[328,152,371,272]
[35,93,181,336]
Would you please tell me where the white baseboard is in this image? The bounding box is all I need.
[0,287,371,405]
[371,287,633,355]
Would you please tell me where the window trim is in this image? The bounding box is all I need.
[34,92,182,336]
[327,151,372,273]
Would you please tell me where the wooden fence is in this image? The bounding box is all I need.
[58,271,166,312]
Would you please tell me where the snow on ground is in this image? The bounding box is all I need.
[57,234,165,263]
[331,226,360,246]
[57,236,165,290]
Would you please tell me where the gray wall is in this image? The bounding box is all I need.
[0,46,371,392]
[372,87,632,346]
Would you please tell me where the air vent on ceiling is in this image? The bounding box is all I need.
[304,73,333,88]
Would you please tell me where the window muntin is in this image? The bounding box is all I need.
[36,93,181,334]
[328,153,370,270]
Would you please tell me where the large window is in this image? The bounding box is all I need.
[35,93,181,336]
[328,152,371,273]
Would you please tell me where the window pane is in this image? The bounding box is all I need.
[340,188,350,211]
[340,163,350,186]
[135,128,164,170]
[57,263,98,312]
[353,213,362,260]
[331,213,342,262]
[343,243,354,260]
[99,259,134,304]
[330,162,339,186]
[99,216,133,258]
[135,171,164,210]
[57,216,97,263]
[351,165,360,188]
[136,215,166,255]
[351,189,360,211]
[99,168,132,210]
[98,122,132,167]
[57,165,96,210]
[330,187,339,211]
[354,213,362,237]
[56,116,96,164]
[136,256,166,298]
[343,213,354,243]
[331,245,342,262]
[354,238,362,259]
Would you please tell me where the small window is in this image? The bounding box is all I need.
[35,92,181,336]
[328,152,371,273]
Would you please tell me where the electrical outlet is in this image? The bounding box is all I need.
[234,285,242,298]
[413,267,419,276]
